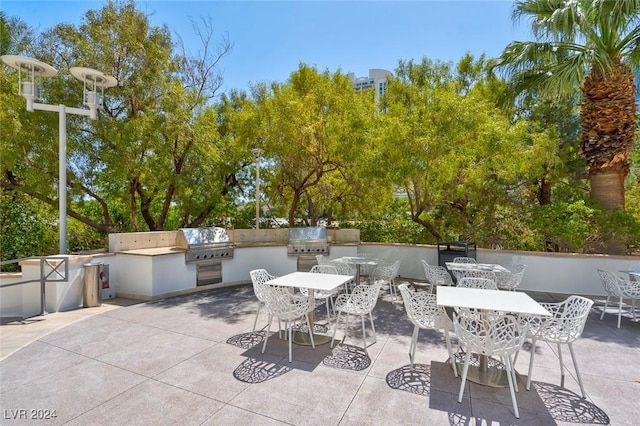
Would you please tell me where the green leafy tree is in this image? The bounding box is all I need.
[518,95,583,206]
[377,57,558,245]
[353,198,431,244]
[252,64,381,226]
[493,0,640,253]
[0,192,57,269]
[214,89,269,227]
[1,0,237,235]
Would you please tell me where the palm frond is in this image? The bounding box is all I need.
[513,0,586,42]
[597,0,640,24]
[626,31,640,67]
[590,1,640,57]
[494,40,600,98]
[495,41,586,75]
[509,55,591,99]
[497,0,640,98]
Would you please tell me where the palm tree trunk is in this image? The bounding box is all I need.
[580,63,636,255]
[580,63,636,210]
[589,171,625,210]
[590,170,627,255]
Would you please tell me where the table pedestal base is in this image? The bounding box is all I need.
[292,331,332,346]
[456,354,516,388]
[463,364,510,387]
[292,323,333,346]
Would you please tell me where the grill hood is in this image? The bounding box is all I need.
[287,227,329,255]
[176,227,230,248]
[176,227,234,263]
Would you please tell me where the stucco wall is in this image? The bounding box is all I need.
[358,243,639,297]
[5,235,640,320]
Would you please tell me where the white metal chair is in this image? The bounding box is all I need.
[495,264,526,291]
[452,257,477,263]
[371,259,401,299]
[454,309,525,418]
[325,260,355,294]
[330,260,355,276]
[628,263,640,281]
[452,268,496,284]
[421,261,454,292]
[457,277,498,290]
[261,284,316,363]
[315,254,332,266]
[596,269,640,328]
[299,264,339,320]
[249,269,278,332]
[326,256,357,289]
[522,295,594,398]
[398,284,458,376]
[357,252,376,278]
[331,279,383,354]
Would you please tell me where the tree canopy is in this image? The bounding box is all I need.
[376,57,559,244]
[251,64,384,226]
[1,0,639,259]
[1,0,236,236]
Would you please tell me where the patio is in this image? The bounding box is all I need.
[0,282,638,425]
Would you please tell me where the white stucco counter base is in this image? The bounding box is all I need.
[113,250,197,299]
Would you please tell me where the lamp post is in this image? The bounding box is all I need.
[1,55,117,254]
[251,148,264,229]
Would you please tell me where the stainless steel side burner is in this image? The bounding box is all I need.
[176,227,234,263]
[287,227,329,255]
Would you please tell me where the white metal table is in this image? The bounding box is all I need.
[445,262,510,273]
[332,256,378,285]
[266,271,354,345]
[437,286,551,387]
[619,269,640,281]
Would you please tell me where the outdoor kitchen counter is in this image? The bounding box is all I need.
[116,247,186,256]
[5,253,117,316]
[114,241,359,258]
[232,242,282,248]
[231,242,359,248]
[116,243,302,254]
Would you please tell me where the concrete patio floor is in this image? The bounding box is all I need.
[0,282,638,425]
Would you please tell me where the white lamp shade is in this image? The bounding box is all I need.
[69,67,117,88]
[0,55,58,77]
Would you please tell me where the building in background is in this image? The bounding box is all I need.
[348,68,392,101]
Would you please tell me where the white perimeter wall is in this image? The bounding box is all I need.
[4,243,640,319]
[357,244,640,297]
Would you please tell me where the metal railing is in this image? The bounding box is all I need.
[0,257,69,316]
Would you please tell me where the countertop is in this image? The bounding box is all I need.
[117,247,186,256]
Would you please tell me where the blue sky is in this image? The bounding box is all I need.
[2,1,533,95]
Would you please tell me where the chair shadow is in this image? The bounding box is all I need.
[226,330,268,349]
[385,361,610,425]
[228,330,369,382]
[531,381,610,424]
[386,363,432,396]
[322,343,371,371]
[232,356,293,383]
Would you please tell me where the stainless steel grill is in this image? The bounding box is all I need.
[287,227,329,255]
[176,227,234,263]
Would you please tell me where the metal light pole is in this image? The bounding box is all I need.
[1,55,117,254]
[251,148,264,229]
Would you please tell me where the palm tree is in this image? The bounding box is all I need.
[494,1,639,217]
[0,12,33,55]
